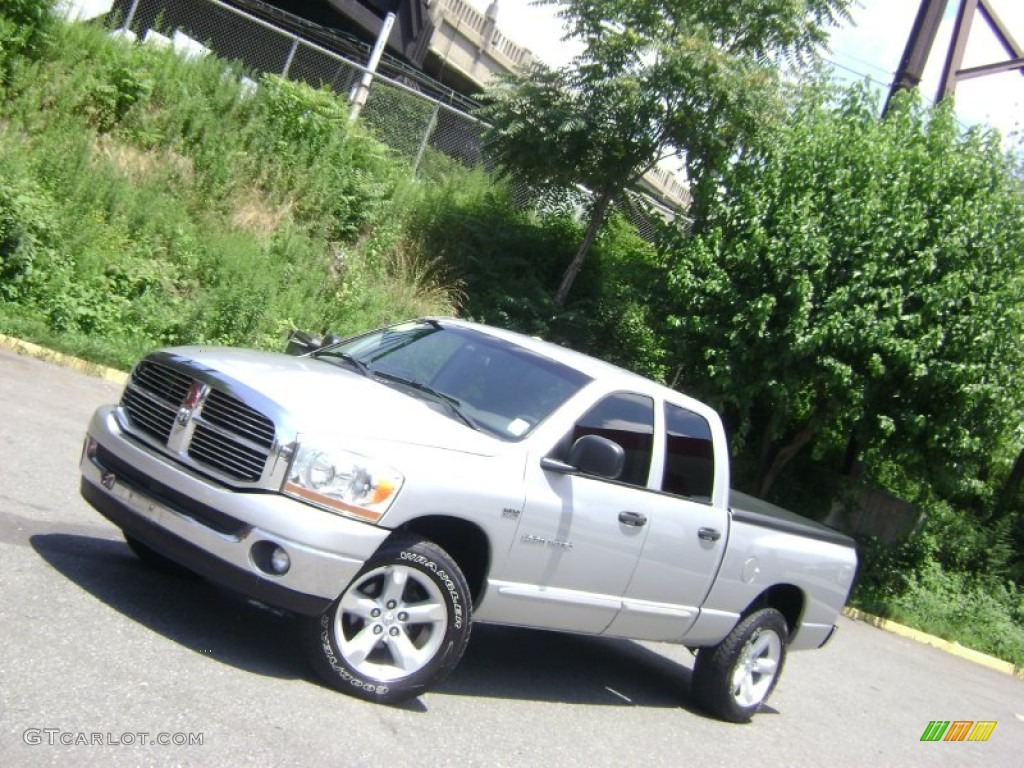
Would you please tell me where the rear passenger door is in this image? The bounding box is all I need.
[605,401,729,641]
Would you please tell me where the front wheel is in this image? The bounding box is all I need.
[692,607,788,723]
[302,534,472,705]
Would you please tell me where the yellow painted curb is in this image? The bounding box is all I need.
[843,606,1024,681]
[0,334,128,386]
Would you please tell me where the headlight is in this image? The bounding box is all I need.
[283,444,403,522]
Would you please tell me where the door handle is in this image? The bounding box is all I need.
[698,527,722,542]
[619,511,647,527]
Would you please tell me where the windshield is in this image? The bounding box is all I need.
[314,321,592,440]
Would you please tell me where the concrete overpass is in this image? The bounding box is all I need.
[422,0,537,93]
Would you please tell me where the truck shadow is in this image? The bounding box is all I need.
[30,532,307,680]
[441,623,706,713]
[31,532,748,715]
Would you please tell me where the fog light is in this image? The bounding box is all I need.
[270,546,290,574]
[251,541,291,576]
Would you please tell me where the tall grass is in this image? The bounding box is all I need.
[0,17,460,365]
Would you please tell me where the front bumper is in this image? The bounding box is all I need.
[80,405,390,616]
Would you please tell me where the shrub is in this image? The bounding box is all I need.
[0,0,54,77]
[0,163,60,303]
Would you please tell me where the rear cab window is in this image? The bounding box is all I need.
[661,402,716,503]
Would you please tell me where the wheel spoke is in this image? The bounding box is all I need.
[749,633,773,658]
[402,600,446,624]
[379,566,409,607]
[729,667,747,696]
[339,593,378,620]
[753,657,778,677]
[737,674,757,706]
[386,631,431,673]
[344,625,383,666]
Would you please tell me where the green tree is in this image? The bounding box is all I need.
[478,0,852,305]
[664,78,1024,503]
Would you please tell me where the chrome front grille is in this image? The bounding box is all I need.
[121,359,276,484]
[133,360,192,405]
[201,389,276,446]
[122,363,182,443]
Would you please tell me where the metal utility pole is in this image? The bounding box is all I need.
[885,0,1024,115]
[884,0,947,115]
[937,0,1024,101]
[349,12,397,124]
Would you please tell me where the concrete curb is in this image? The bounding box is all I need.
[3,335,1022,682]
[843,606,1024,681]
[0,334,128,386]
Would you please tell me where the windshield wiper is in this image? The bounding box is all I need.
[316,350,371,377]
[373,372,478,430]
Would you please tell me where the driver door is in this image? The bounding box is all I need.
[493,392,656,633]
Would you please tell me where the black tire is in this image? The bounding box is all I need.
[124,534,194,577]
[692,607,789,723]
[302,534,472,705]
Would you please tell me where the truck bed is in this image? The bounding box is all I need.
[730,490,855,548]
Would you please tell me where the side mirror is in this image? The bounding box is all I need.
[285,330,321,356]
[285,331,346,356]
[541,434,625,480]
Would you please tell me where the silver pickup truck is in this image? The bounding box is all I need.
[79,317,856,722]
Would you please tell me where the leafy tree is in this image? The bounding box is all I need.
[663,78,1024,504]
[478,0,853,305]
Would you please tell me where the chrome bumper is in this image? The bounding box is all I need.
[80,405,389,615]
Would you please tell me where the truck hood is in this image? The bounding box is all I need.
[161,346,502,456]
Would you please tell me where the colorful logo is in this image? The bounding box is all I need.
[920,721,997,742]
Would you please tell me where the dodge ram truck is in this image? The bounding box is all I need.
[79,317,857,722]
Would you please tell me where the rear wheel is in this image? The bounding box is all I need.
[302,534,471,705]
[692,607,788,723]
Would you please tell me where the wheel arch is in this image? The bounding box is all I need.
[391,516,490,607]
[742,583,804,639]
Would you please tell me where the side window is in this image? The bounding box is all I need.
[563,393,655,487]
[662,403,715,502]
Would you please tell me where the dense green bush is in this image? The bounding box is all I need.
[854,547,1024,666]
[396,170,671,380]
[0,164,60,303]
[0,0,53,82]
[851,495,1024,665]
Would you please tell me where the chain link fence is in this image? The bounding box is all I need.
[87,0,677,239]
[100,0,485,173]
